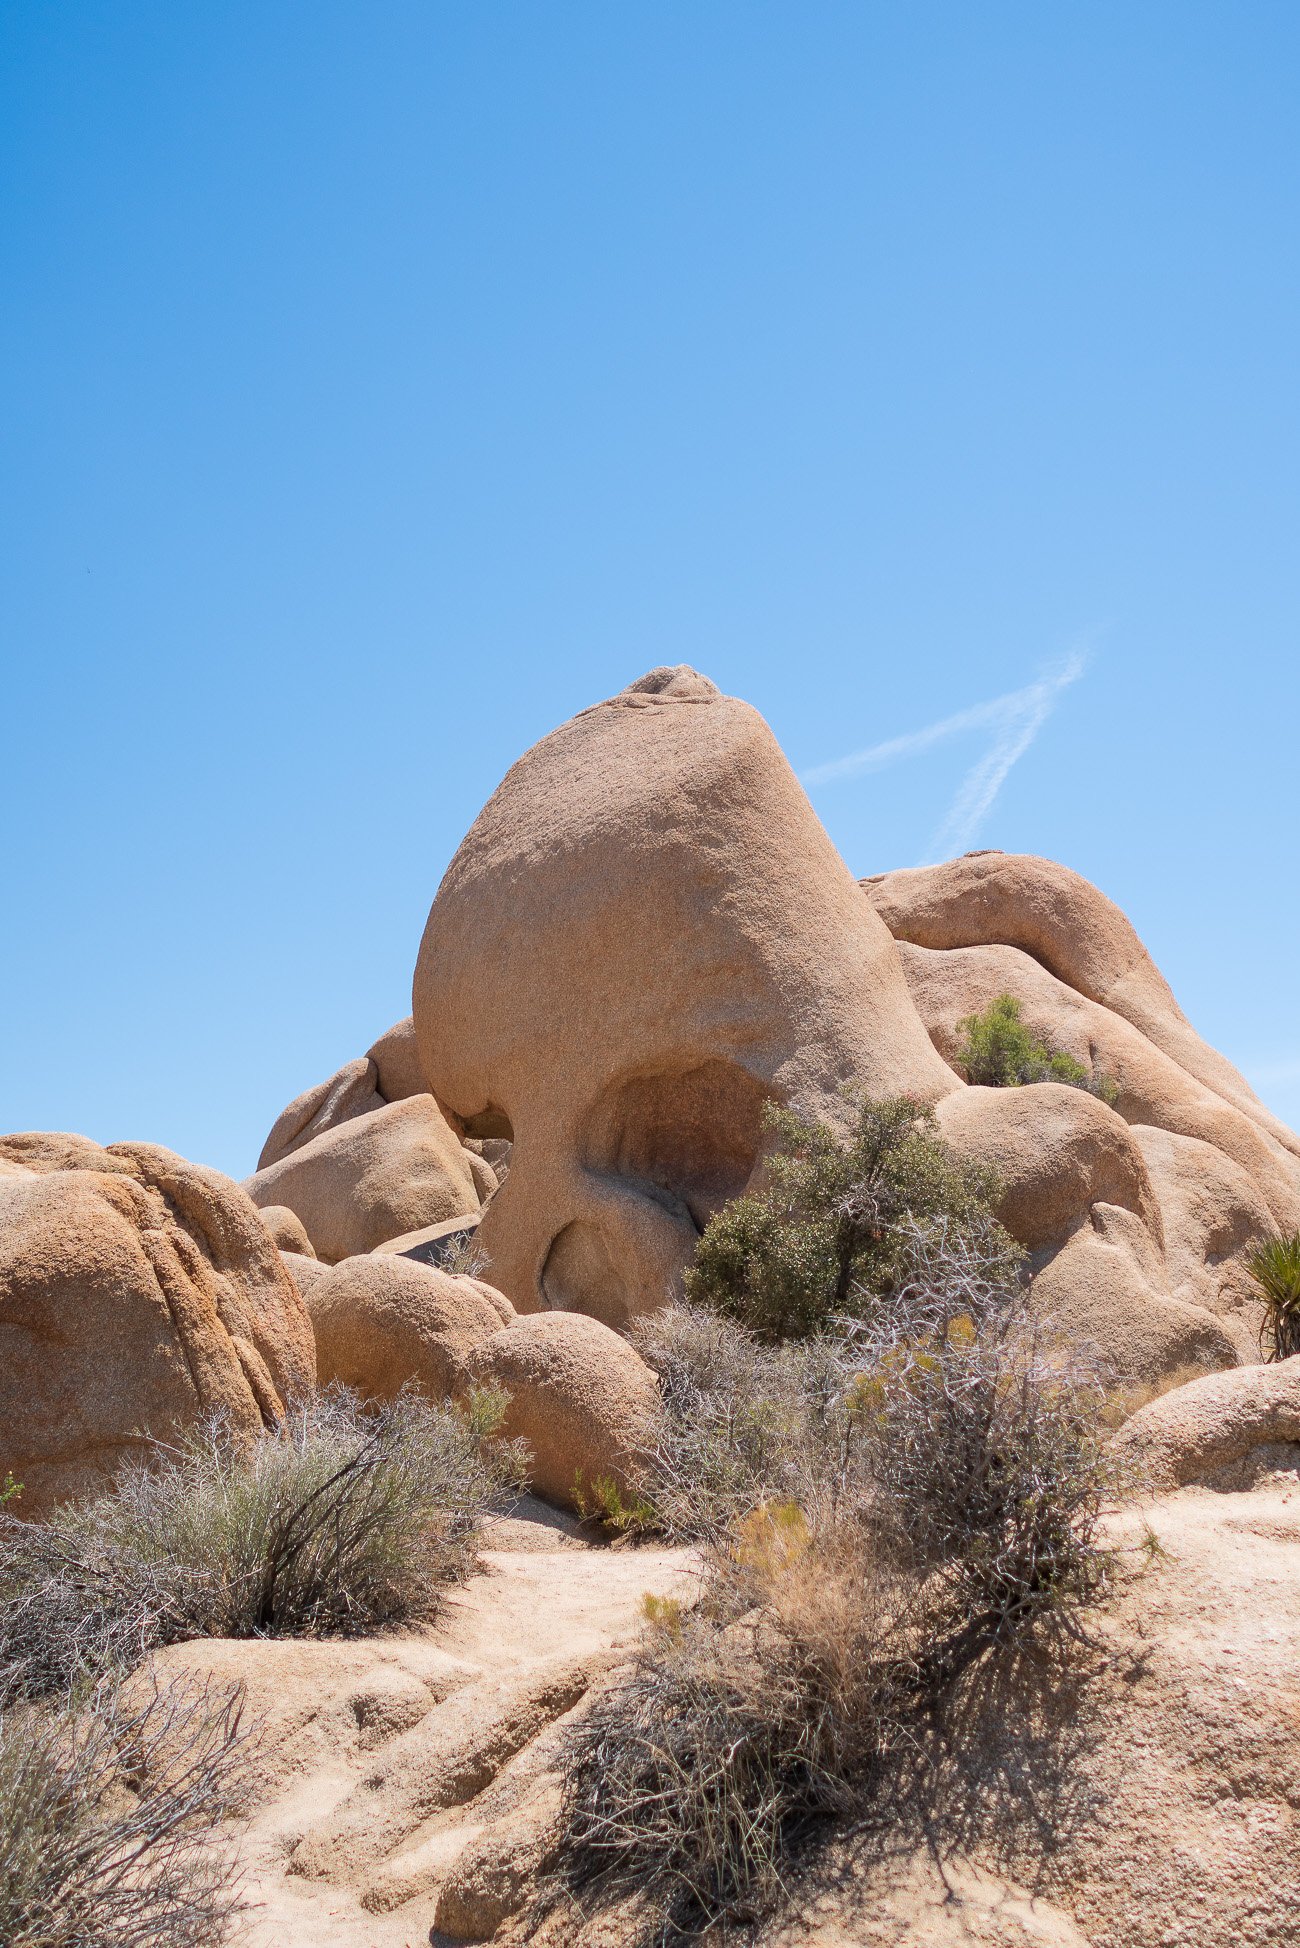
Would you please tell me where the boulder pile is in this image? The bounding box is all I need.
[6,666,1300,1520]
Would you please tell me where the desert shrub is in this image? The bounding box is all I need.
[561,1603,861,1929]
[1247,1231,1300,1361]
[632,1305,848,1541]
[432,1227,491,1278]
[0,1675,245,1948]
[841,1227,1115,1675]
[956,993,1118,1103]
[683,1094,1020,1340]
[560,1228,1117,1936]
[0,1386,524,1698]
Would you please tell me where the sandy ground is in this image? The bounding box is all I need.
[152,1476,1300,1947]
[150,1501,696,1947]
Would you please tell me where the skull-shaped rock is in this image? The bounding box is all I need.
[412,668,959,1327]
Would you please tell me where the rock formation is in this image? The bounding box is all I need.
[244,1094,490,1263]
[130,1478,1300,1948]
[5,666,1300,1948]
[867,851,1300,1367]
[0,1133,315,1516]
[402,668,1298,1387]
[413,666,959,1329]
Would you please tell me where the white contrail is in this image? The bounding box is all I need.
[801,687,1036,785]
[801,652,1087,863]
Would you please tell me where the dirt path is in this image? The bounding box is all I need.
[151,1504,696,1947]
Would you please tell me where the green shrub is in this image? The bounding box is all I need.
[955,993,1117,1103]
[0,1386,525,1698]
[0,1676,246,1948]
[1247,1232,1300,1362]
[571,1470,659,1540]
[560,1232,1118,1937]
[682,1093,1020,1340]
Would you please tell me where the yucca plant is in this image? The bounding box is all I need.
[1246,1232,1300,1362]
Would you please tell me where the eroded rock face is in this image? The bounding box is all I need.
[0,1133,315,1517]
[413,667,959,1326]
[1033,1204,1239,1382]
[869,854,1300,1378]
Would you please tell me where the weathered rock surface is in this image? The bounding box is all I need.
[258,1203,317,1257]
[414,667,959,1326]
[307,1253,509,1404]
[1112,1355,1300,1489]
[1033,1204,1237,1382]
[523,1484,1300,1948]
[433,1777,561,1940]
[463,1310,661,1508]
[244,1095,485,1264]
[142,1512,695,1947]
[366,1015,428,1105]
[865,851,1300,1163]
[0,1133,315,1515]
[371,1213,481,1266]
[256,1017,430,1172]
[111,1381,1300,1948]
[758,1849,1092,1946]
[1129,1124,1275,1362]
[278,1246,331,1306]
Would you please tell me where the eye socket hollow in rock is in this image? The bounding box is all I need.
[580,1060,771,1231]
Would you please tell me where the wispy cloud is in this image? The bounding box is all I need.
[801,652,1087,864]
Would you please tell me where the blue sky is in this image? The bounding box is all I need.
[3,2,1298,1179]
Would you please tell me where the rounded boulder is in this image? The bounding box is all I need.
[462,1310,661,1510]
[307,1254,509,1403]
[244,1095,483,1265]
[935,1082,1163,1252]
[260,1204,317,1257]
[1112,1356,1300,1491]
[0,1133,315,1517]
